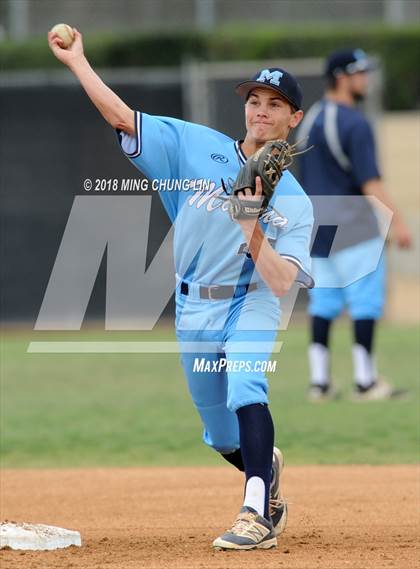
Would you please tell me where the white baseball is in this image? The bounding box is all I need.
[50,24,75,48]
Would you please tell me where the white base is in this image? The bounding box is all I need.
[0,522,82,551]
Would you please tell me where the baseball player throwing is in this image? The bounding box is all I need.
[48,28,314,550]
[297,49,412,401]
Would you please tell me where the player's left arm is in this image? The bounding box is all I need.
[348,118,412,249]
[236,177,301,297]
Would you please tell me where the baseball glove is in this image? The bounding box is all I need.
[227,139,295,221]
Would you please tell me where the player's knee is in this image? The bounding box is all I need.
[348,294,384,321]
[227,387,269,413]
[349,305,383,320]
[309,289,344,320]
[226,372,269,413]
[309,303,342,320]
[212,445,238,454]
[203,428,239,453]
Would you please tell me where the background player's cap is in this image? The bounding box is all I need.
[235,67,303,111]
[325,49,375,77]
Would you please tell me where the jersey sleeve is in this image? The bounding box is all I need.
[274,196,315,288]
[347,117,381,186]
[116,112,187,221]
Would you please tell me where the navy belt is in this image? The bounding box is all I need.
[180,281,258,300]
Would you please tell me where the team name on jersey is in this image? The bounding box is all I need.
[188,181,288,228]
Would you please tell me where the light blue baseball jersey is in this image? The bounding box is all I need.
[117,112,313,287]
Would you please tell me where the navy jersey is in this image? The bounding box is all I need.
[297,100,381,253]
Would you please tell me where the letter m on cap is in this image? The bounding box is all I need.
[256,69,283,86]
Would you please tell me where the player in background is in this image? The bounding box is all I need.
[48,29,314,549]
[297,49,412,402]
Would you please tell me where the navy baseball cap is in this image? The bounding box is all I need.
[325,49,374,77]
[236,67,303,110]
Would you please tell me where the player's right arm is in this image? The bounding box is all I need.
[362,179,412,248]
[48,28,134,135]
[348,115,412,249]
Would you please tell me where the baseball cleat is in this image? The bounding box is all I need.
[308,383,338,402]
[352,378,409,401]
[213,506,277,551]
[270,447,288,535]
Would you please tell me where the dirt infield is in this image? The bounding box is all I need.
[1,466,418,569]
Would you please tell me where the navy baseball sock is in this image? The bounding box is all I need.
[353,319,375,353]
[221,449,245,471]
[236,403,274,520]
[312,316,332,346]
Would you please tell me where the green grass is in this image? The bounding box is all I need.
[1,322,418,468]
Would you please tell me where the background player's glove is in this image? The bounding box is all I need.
[228,140,294,220]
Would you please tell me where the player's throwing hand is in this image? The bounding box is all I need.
[48,28,84,67]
